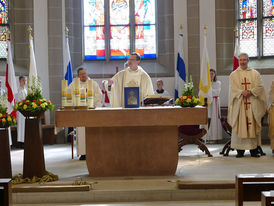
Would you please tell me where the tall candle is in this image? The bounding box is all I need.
[74,77,80,106]
[87,79,94,108]
[66,87,73,106]
[79,87,87,106]
[61,80,67,107]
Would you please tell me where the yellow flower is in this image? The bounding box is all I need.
[194,99,198,103]
[19,102,23,106]
[14,105,18,110]
[186,98,191,103]
[23,105,28,110]
[183,96,187,99]
[26,100,30,103]
[0,113,2,118]
[32,103,37,109]
[2,118,6,123]
[13,118,17,123]
[42,98,46,102]
[41,103,46,108]
[7,116,12,122]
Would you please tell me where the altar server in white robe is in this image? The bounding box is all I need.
[228,53,267,158]
[108,52,154,107]
[15,76,27,147]
[206,69,222,142]
[70,68,102,160]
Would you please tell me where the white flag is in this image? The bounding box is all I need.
[198,35,212,106]
[28,35,38,91]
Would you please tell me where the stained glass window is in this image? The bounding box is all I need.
[238,0,274,57]
[239,0,257,19]
[83,0,156,60]
[263,0,274,56]
[135,0,156,59]
[239,20,257,57]
[0,0,8,59]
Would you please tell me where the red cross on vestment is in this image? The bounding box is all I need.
[241,77,251,110]
[241,77,251,90]
[246,117,252,130]
[244,98,251,110]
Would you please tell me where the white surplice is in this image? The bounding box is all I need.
[15,86,27,143]
[206,80,222,141]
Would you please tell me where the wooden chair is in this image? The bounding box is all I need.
[178,125,212,157]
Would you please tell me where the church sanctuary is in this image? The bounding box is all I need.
[1,0,274,206]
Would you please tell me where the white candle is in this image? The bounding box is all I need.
[66,88,73,106]
[74,78,80,106]
[61,80,67,107]
[87,79,94,108]
[79,87,87,106]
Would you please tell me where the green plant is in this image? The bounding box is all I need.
[175,75,201,107]
[0,94,17,127]
[15,77,54,113]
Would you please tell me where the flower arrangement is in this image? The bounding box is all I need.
[0,94,17,127]
[175,75,201,107]
[14,77,54,116]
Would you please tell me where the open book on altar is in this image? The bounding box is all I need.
[143,95,173,106]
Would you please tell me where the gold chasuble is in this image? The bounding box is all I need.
[228,67,267,150]
[269,81,274,150]
[110,66,154,107]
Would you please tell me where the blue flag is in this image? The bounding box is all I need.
[175,33,186,100]
[64,36,73,86]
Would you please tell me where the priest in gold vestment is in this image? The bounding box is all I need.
[268,81,274,152]
[109,52,154,107]
[228,53,267,158]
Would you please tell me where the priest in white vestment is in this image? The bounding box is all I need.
[109,52,154,107]
[70,68,102,160]
[268,81,274,152]
[15,76,27,147]
[206,69,222,142]
[228,53,267,158]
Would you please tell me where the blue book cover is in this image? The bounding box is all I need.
[124,87,139,108]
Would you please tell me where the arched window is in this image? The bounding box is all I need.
[237,0,274,57]
[83,0,156,60]
[0,0,8,59]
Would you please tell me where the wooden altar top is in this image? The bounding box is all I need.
[55,106,207,127]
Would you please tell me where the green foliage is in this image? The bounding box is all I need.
[175,75,201,107]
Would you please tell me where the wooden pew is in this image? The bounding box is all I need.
[0,179,12,206]
[236,174,274,206]
[261,191,274,206]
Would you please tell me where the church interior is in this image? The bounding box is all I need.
[0,0,274,205]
